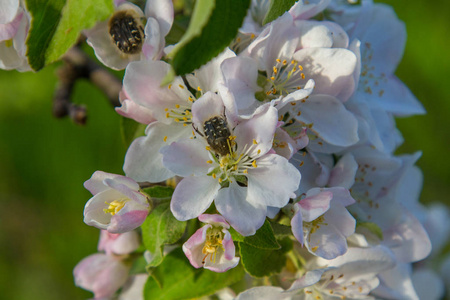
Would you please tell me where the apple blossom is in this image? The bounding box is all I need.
[85,0,174,70]
[161,92,300,235]
[97,230,140,256]
[83,171,150,233]
[73,253,130,299]
[290,187,356,259]
[183,214,240,272]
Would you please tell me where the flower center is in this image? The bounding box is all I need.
[265,58,307,97]
[103,198,129,216]
[202,227,224,264]
[163,84,197,127]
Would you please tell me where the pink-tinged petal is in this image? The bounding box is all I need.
[186,48,235,93]
[115,98,156,124]
[124,122,190,183]
[0,0,19,24]
[161,138,212,177]
[114,0,127,6]
[247,154,300,208]
[141,17,163,60]
[329,153,358,189]
[171,176,220,221]
[299,189,332,222]
[198,214,230,229]
[204,255,240,273]
[102,179,148,205]
[293,94,359,146]
[145,0,174,37]
[287,269,325,292]
[0,10,22,42]
[234,104,278,157]
[98,230,140,255]
[289,0,331,20]
[84,170,134,195]
[182,225,209,268]
[215,181,267,236]
[221,230,235,260]
[293,48,357,101]
[118,274,148,300]
[73,253,130,298]
[221,56,260,111]
[291,205,304,245]
[191,92,226,130]
[323,187,355,207]
[109,208,149,233]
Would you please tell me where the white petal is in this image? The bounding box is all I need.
[123,122,190,182]
[215,181,267,236]
[145,0,174,37]
[328,153,358,189]
[247,154,300,208]
[171,176,219,221]
[293,94,359,146]
[0,0,19,24]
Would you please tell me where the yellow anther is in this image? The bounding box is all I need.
[257,149,261,154]
[252,139,258,145]
[179,84,185,89]
[218,178,222,183]
[291,60,295,64]
[212,173,216,179]
[168,84,172,89]
[273,66,278,74]
[252,160,257,168]
[299,65,303,71]
[301,73,305,79]
[103,199,127,216]
[207,160,213,164]
[183,123,187,127]
[174,118,180,122]
[175,104,180,108]
[183,117,188,122]
[276,58,281,63]
[270,76,275,81]
[290,102,296,106]
[164,108,169,111]
[197,86,202,91]
[250,33,255,39]
[282,60,287,65]
[166,112,170,118]
[163,136,168,142]
[311,246,318,252]
[297,111,302,116]
[299,161,304,167]
[205,146,211,151]
[188,96,194,102]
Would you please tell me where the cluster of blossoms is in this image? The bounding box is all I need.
[2,0,449,299]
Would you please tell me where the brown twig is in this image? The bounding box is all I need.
[53,46,122,124]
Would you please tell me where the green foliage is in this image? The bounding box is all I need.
[141,203,186,268]
[239,237,293,277]
[144,248,245,300]
[263,0,297,24]
[25,0,114,71]
[357,222,384,240]
[120,117,146,147]
[142,186,175,199]
[229,220,280,250]
[270,222,292,237]
[168,0,251,76]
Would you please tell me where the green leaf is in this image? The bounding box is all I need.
[357,222,384,240]
[141,203,186,268]
[142,186,174,199]
[263,0,297,25]
[270,222,292,237]
[239,237,293,278]
[168,0,251,76]
[120,117,147,147]
[144,248,245,300]
[25,0,114,71]
[229,220,280,250]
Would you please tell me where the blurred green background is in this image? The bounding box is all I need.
[0,0,449,299]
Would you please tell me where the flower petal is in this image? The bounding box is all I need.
[171,176,220,221]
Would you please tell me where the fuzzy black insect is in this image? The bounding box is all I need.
[203,116,232,157]
[108,11,144,54]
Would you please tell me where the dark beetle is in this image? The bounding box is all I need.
[203,116,232,157]
[108,11,144,54]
